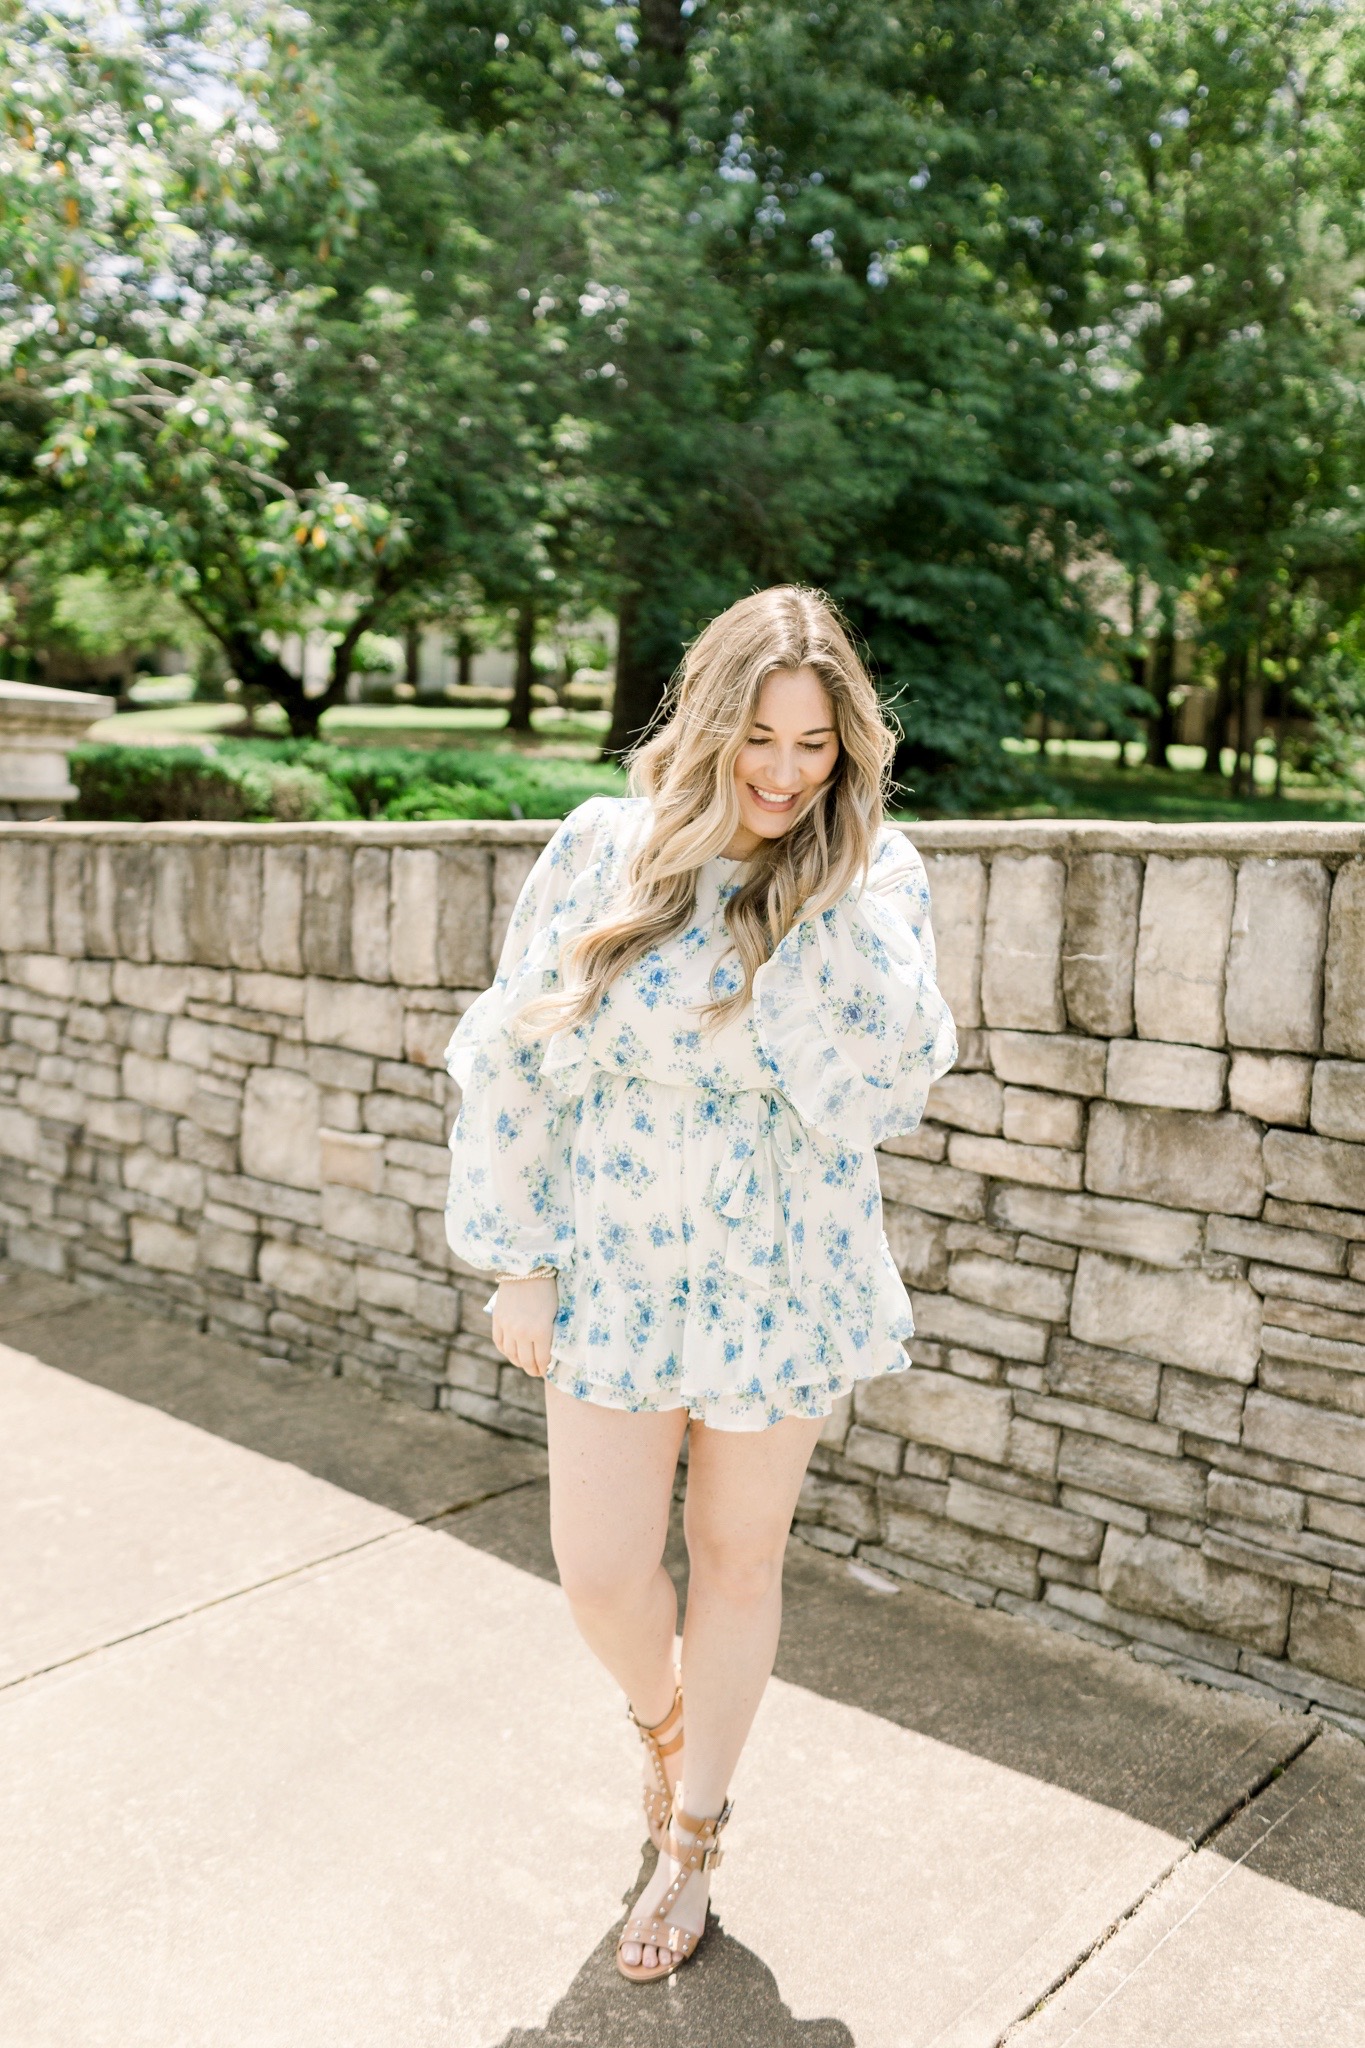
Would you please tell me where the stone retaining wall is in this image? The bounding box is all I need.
[3,818,1365,1732]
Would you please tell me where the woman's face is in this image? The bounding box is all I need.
[726,665,840,859]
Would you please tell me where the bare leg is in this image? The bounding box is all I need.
[620,1409,825,1969]
[545,1383,688,1733]
[678,1411,825,1814]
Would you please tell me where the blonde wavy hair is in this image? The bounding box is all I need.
[551,584,896,1030]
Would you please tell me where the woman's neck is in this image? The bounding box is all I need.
[721,826,762,861]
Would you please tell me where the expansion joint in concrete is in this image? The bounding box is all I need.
[0,1518,415,1699]
[996,1850,1198,2048]
[996,1720,1328,2045]
[419,1474,547,1528]
[1190,1721,1324,1852]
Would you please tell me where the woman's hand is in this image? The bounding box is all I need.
[491,1274,559,1376]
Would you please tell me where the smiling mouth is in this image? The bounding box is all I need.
[747,785,800,812]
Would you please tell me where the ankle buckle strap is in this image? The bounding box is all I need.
[696,1797,733,1872]
[671,1794,732,1875]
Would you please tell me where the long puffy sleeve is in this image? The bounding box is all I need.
[443,799,612,1276]
[752,828,957,1150]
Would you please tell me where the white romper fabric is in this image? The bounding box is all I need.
[444,796,957,1430]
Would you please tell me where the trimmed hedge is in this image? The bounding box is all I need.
[70,740,625,824]
[68,746,347,823]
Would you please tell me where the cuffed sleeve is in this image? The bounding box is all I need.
[443,799,613,1275]
[752,829,957,1149]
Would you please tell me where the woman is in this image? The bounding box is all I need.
[444,585,955,1984]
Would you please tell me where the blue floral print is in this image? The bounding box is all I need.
[445,796,956,1431]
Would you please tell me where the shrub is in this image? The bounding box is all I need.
[69,745,350,822]
[68,739,625,823]
[381,780,508,821]
[239,741,624,819]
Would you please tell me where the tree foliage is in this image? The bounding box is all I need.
[5,0,1365,793]
[1099,0,1365,787]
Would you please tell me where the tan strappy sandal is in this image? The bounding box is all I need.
[628,1687,683,1852]
[615,1797,732,1984]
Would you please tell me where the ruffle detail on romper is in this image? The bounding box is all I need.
[541,1072,917,1429]
[443,797,643,1276]
[444,804,958,1425]
[446,900,584,1092]
[752,841,957,1150]
[446,798,653,1100]
[445,921,556,1091]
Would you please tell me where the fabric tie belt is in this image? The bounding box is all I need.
[709,1090,806,1290]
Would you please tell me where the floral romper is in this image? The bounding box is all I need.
[444,796,957,1429]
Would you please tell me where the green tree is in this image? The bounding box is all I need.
[629,0,1146,803]
[359,0,1151,794]
[1100,0,1365,789]
[16,0,1365,801]
[325,0,729,752]
[0,0,187,670]
[6,4,593,734]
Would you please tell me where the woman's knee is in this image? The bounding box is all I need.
[552,1534,659,1615]
[685,1526,784,1607]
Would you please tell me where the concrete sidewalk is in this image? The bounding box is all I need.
[2,1263,1363,2048]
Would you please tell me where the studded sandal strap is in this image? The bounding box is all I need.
[651,1797,733,1922]
[620,1913,699,1961]
[628,1687,683,1799]
[669,1799,732,1852]
[629,1688,683,1748]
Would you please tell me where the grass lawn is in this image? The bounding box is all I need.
[84,706,1364,824]
[949,738,1365,825]
[89,701,611,758]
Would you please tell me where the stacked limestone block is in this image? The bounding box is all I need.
[0,824,542,1419]
[794,825,1365,1737]
[3,817,1365,1730]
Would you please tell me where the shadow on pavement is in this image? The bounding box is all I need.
[0,1270,546,1522]
[6,1263,1354,1918]
[496,1848,854,2048]
[496,1926,854,2048]
[1212,1728,1365,1916]
[443,1475,1314,1849]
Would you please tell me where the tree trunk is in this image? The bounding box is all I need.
[1120,647,1148,767]
[226,636,318,738]
[211,584,386,739]
[604,587,681,760]
[636,0,690,129]
[1233,651,1263,799]
[1248,662,1265,788]
[404,625,420,693]
[327,618,371,731]
[1122,567,1147,771]
[1205,650,1236,779]
[506,601,536,732]
[1146,627,1178,770]
[1229,647,1252,796]
[279,613,374,739]
[457,630,473,688]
